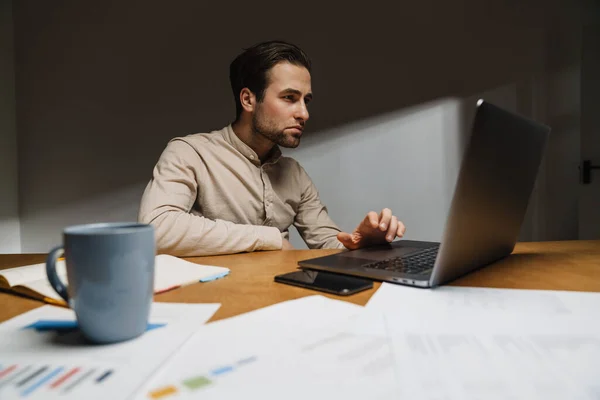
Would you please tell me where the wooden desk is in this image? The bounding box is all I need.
[2,240,600,324]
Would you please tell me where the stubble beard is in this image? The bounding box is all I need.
[251,111,301,149]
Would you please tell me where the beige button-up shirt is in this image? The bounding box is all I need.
[139,125,344,256]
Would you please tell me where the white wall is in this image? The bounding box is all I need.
[13,0,582,252]
[0,0,21,253]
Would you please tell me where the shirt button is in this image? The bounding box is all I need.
[249,155,255,160]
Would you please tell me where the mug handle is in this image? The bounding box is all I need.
[46,246,70,303]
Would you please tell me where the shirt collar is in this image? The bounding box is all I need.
[222,124,282,166]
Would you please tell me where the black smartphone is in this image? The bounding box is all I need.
[274,269,373,296]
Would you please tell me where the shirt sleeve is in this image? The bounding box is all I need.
[138,139,282,256]
[293,165,345,250]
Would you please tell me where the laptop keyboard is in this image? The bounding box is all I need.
[361,244,440,275]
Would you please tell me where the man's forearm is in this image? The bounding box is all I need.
[141,208,283,256]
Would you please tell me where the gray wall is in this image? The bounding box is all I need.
[0,0,21,253]
[12,0,583,252]
[286,86,519,248]
[580,3,600,239]
[536,12,583,242]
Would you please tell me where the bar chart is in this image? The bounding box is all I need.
[146,355,258,399]
[0,362,115,398]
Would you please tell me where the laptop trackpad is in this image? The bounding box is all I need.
[337,244,424,261]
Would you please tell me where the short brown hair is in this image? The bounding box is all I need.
[229,40,312,119]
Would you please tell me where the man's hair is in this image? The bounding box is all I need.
[229,40,312,119]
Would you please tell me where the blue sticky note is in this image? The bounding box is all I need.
[23,320,166,332]
[146,323,166,331]
[23,320,78,332]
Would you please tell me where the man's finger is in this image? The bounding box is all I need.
[337,231,350,243]
[337,232,360,250]
[365,211,379,229]
[378,208,392,231]
[386,216,398,242]
[396,220,406,237]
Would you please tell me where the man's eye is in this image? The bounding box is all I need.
[284,95,294,101]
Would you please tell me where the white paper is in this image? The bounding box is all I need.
[133,295,364,399]
[361,283,600,398]
[367,282,600,316]
[353,283,600,399]
[154,255,229,291]
[0,302,220,400]
[381,309,600,399]
[205,311,399,400]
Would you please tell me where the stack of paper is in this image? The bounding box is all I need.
[4,281,599,399]
[133,285,600,400]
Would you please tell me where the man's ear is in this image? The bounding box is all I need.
[240,88,256,113]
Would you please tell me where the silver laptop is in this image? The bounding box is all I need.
[298,99,550,288]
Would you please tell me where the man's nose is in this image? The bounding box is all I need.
[295,102,309,122]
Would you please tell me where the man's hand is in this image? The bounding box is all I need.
[282,239,295,250]
[336,208,406,250]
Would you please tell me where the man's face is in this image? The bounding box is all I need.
[252,62,312,148]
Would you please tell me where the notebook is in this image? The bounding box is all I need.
[0,254,230,306]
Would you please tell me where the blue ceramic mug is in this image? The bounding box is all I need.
[46,222,155,344]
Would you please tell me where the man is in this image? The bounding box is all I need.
[139,40,406,256]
